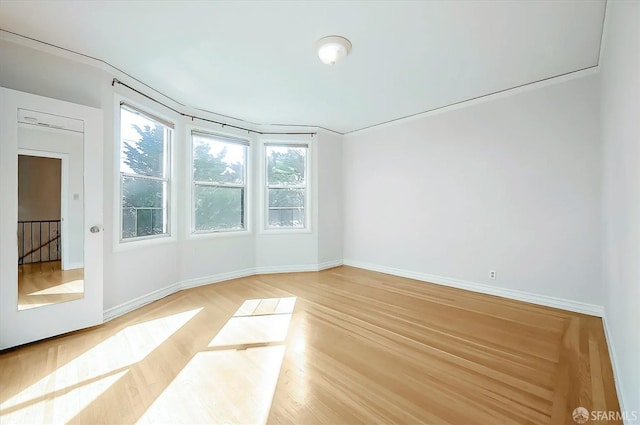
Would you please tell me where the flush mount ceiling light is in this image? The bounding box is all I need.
[317,35,352,65]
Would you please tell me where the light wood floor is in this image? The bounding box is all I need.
[0,266,620,424]
[18,261,84,310]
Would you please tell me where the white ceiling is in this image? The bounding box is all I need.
[0,1,606,134]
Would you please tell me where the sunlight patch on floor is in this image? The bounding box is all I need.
[137,345,287,425]
[17,302,52,310]
[233,297,296,317]
[18,263,85,310]
[1,370,128,424]
[209,314,293,347]
[28,279,84,295]
[0,308,202,424]
[138,297,297,425]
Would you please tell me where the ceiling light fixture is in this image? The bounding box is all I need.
[317,35,352,65]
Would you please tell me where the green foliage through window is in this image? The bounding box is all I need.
[266,145,307,228]
[192,134,247,232]
[120,106,171,240]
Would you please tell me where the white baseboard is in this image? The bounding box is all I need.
[102,258,624,416]
[102,260,343,322]
[343,259,604,317]
[181,260,343,290]
[103,281,181,322]
[63,262,84,270]
[318,260,343,270]
[179,268,255,290]
[254,260,342,275]
[103,257,602,325]
[254,264,321,274]
[602,313,629,422]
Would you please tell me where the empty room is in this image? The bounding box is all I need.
[0,1,638,424]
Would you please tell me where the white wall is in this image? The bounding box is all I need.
[0,37,342,312]
[0,10,636,413]
[600,0,640,418]
[317,130,343,265]
[18,125,84,269]
[343,74,603,305]
[255,135,319,271]
[18,155,61,221]
[103,88,182,309]
[0,38,105,109]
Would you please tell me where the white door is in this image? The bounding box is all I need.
[0,87,103,349]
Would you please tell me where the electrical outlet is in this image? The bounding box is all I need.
[489,270,496,280]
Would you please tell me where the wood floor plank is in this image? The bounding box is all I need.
[0,266,621,424]
[17,261,84,310]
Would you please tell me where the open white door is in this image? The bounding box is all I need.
[0,87,103,349]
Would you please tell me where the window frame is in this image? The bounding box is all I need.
[189,130,250,236]
[114,99,176,248]
[261,141,311,233]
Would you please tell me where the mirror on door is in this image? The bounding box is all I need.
[16,110,85,310]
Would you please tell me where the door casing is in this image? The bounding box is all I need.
[0,87,103,349]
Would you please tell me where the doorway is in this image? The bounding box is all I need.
[0,89,103,350]
[17,153,84,310]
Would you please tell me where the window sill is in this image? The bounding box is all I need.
[186,230,253,240]
[113,234,177,252]
[260,227,312,235]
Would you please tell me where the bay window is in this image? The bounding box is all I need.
[264,143,308,229]
[119,103,172,241]
[191,131,248,233]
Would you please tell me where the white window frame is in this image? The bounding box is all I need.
[261,141,311,233]
[114,99,175,248]
[189,130,250,236]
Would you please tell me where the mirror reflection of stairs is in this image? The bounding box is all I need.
[17,220,61,265]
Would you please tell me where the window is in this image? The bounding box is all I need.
[265,143,308,229]
[192,132,248,233]
[119,104,172,241]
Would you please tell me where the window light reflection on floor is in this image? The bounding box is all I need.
[138,297,297,425]
[28,279,84,296]
[0,308,202,424]
[209,297,296,348]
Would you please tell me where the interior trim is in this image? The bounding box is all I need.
[342,259,605,317]
[344,66,600,135]
[601,313,628,418]
[102,260,343,322]
[0,26,604,136]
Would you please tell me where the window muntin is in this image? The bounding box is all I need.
[119,104,172,241]
[192,132,248,233]
[265,144,308,229]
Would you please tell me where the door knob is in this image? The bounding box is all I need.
[90,226,101,233]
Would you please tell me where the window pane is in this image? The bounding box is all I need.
[266,146,306,186]
[268,188,304,208]
[120,107,169,178]
[194,185,244,232]
[193,135,246,184]
[122,176,167,239]
[268,208,305,228]
[122,208,137,239]
[268,188,305,228]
